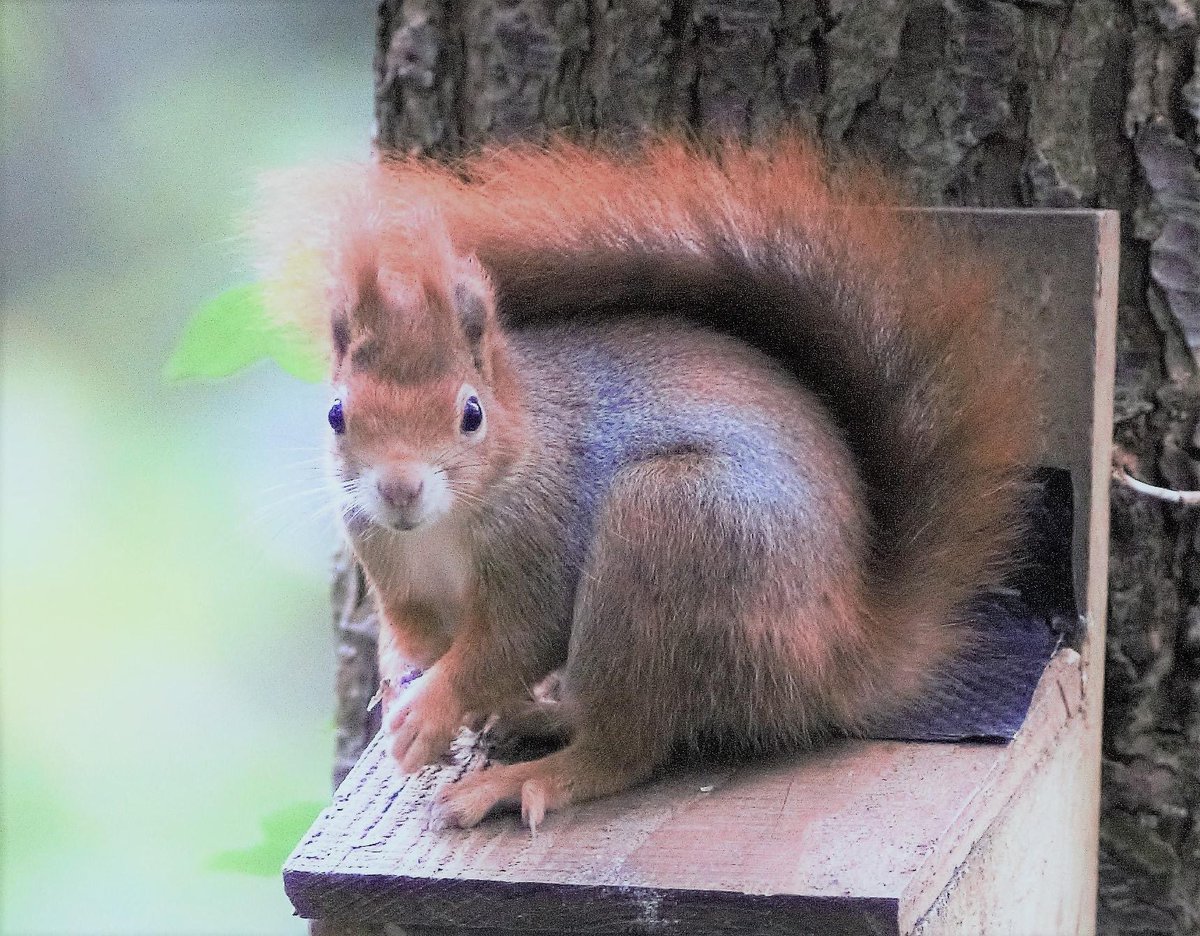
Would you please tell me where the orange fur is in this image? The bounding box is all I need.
[253,135,1036,829]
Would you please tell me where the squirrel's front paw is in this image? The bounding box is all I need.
[383,668,465,773]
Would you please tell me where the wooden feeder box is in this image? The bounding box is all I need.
[283,208,1119,936]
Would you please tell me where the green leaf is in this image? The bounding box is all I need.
[165,283,325,382]
[206,800,327,877]
[165,284,271,380]
[262,317,328,383]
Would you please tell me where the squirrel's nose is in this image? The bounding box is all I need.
[377,474,424,512]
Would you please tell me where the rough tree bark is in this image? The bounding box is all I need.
[328,2,1200,932]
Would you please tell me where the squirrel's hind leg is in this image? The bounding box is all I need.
[434,455,727,829]
[439,450,859,828]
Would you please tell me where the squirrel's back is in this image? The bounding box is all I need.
[496,315,867,630]
[497,314,875,745]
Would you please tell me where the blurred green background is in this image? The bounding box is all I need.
[1,2,375,932]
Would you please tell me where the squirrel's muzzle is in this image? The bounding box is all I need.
[367,463,447,531]
[378,474,424,514]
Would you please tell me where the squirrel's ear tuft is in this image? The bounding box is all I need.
[452,256,496,366]
[248,162,394,367]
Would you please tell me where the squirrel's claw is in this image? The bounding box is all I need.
[430,750,596,833]
[431,765,546,831]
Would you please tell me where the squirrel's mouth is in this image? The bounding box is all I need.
[367,497,436,533]
[339,497,436,535]
[385,515,425,533]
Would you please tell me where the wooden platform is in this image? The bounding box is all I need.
[288,651,1084,935]
[284,207,1119,935]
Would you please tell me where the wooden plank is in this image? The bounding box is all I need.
[285,207,1118,934]
[910,673,1098,935]
[285,653,1082,935]
[928,208,1117,624]
[908,207,1119,935]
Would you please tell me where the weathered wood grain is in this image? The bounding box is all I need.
[287,652,1084,936]
[290,643,1096,935]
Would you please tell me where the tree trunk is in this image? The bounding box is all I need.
[328,2,1200,931]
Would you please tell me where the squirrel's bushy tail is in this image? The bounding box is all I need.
[376,137,1036,652]
[255,137,1037,680]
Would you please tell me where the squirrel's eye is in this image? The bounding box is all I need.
[460,395,483,433]
[328,399,345,434]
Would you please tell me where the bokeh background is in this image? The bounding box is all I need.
[1,2,375,932]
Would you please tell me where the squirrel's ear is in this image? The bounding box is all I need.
[250,162,388,365]
[452,256,496,367]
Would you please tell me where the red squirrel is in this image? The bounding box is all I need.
[254,136,1036,830]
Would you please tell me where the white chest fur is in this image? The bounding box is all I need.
[385,518,475,626]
